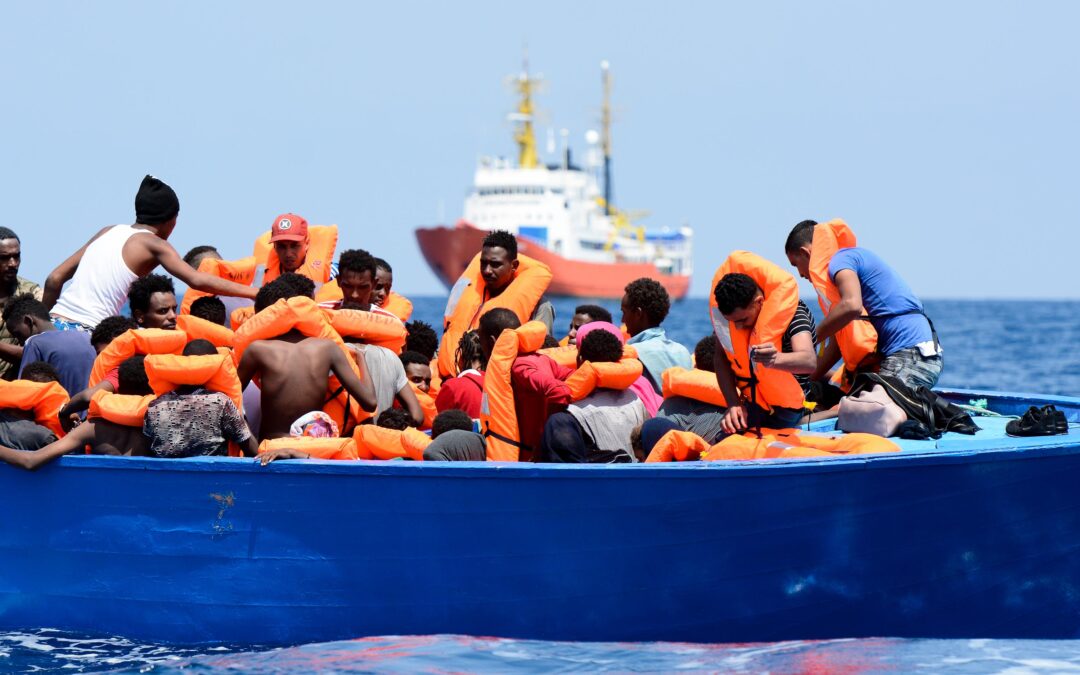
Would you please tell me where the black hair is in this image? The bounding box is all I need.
[713,273,761,315]
[478,308,521,338]
[182,245,218,270]
[276,273,315,299]
[254,274,314,313]
[189,296,226,325]
[373,258,392,273]
[457,330,484,371]
[482,229,518,259]
[0,227,20,243]
[399,350,430,369]
[2,294,49,330]
[574,304,613,324]
[20,361,60,384]
[91,316,137,349]
[376,407,414,431]
[694,335,718,373]
[117,354,151,396]
[624,278,671,325]
[541,335,560,349]
[183,339,218,356]
[128,274,176,314]
[784,219,818,254]
[432,409,473,439]
[577,329,623,364]
[338,249,378,278]
[404,320,438,360]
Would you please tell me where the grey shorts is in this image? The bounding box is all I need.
[878,347,943,390]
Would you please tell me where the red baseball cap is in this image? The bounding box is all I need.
[270,213,309,242]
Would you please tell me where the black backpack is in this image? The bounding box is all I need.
[847,372,979,439]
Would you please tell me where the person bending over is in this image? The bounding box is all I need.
[540,329,646,463]
[3,294,96,397]
[90,316,137,354]
[621,278,691,393]
[564,304,613,346]
[0,362,64,450]
[424,409,486,461]
[45,175,257,331]
[189,296,227,326]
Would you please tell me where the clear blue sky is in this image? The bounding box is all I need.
[2,1,1077,299]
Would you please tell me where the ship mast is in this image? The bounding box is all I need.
[513,57,540,169]
[601,60,613,215]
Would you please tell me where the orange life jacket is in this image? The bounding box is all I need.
[89,329,188,388]
[315,280,415,323]
[661,367,727,407]
[538,344,579,369]
[409,383,436,430]
[0,380,69,438]
[175,314,235,349]
[709,251,805,412]
[326,308,407,354]
[230,306,255,329]
[437,252,552,378]
[179,256,259,316]
[232,296,365,434]
[565,358,643,401]
[258,436,359,460]
[353,425,431,461]
[645,428,899,463]
[427,358,442,399]
[88,390,154,427]
[144,352,246,456]
[479,320,549,461]
[810,219,880,387]
[253,225,338,286]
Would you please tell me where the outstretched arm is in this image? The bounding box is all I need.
[0,423,96,470]
[328,347,378,413]
[151,239,258,300]
[815,269,863,343]
[42,226,111,309]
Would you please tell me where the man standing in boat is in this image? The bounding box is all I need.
[436,230,555,378]
[44,175,257,331]
[784,219,942,390]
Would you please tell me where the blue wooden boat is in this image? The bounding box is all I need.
[0,388,1077,645]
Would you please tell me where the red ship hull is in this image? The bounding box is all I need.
[416,222,690,300]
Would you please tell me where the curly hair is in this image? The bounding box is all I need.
[338,249,378,278]
[189,296,226,325]
[713,273,760,316]
[482,229,518,259]
[577,329,623,364]
[91,316,136,350]
[624,278,671,325]
[432,409,473,439]
[376,407,414,431]
[20,361,60,384]
[694,335,718,373]
[117,354,151,396]
[128,274,176,314]
[254,274,314,312]
[2,294,49,330]
[404,320,438,360]
[399,350,430,369]
[182,339,218,356]
[784,219,818,253]
[574,304,613,324]
[478,308,520,339]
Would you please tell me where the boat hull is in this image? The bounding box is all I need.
[416,223,691,300]
[2,389,1080,646]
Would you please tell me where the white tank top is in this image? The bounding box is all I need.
[51,224,153,328]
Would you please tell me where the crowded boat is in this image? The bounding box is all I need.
[1,173,1041,472]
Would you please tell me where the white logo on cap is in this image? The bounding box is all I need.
[278,219,292,230]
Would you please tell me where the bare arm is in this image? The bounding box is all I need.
[815,269,864,343]
[395,382,425,427]
[0,423,96,470]
[236,345,260,390]
[328,347,378,412]
[812,338,842,382]
[42,226,111,309]
[58,380,114,431]
[0,342,22,366]
[150,239,258,300]
[714,339,752,434]
[751,332,817,375]
[239,434,260,458]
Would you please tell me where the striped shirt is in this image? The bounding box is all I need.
[781,301,817,392]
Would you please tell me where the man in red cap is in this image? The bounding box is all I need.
[269,213,310,276]
[259,213,337,288]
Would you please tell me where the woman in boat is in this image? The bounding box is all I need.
[435,330,485,418]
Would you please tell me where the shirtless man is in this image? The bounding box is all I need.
[236,332,378,440]
[44,175,257,331]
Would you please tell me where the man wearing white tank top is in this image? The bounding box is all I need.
[44,175,258,331]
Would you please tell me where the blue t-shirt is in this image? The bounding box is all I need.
[828,248,932,356]
[19,329,96,397]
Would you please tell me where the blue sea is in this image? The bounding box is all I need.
[4,298,1080,673]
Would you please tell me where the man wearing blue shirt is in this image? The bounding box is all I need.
[784,220,943,390]
[621,278,692,393]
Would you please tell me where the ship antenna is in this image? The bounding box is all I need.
[511,51,540,169]
[601,60,613,215]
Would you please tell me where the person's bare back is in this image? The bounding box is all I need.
[238,333,377,440]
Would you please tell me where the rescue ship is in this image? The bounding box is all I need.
[415,61,693,300]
